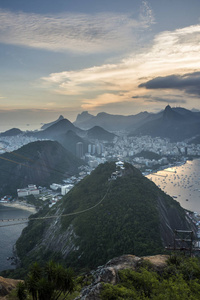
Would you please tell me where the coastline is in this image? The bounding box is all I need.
[0,201,37,213]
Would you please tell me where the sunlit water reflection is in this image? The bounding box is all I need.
[146,159,200,213]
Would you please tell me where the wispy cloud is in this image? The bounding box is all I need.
[41,22,200,110]
[0,2,154,53]
[132,94,186,104]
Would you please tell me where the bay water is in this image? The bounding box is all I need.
[0,205,32,272]
[146,159,200,214]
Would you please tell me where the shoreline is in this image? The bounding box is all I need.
[0,201,37,213]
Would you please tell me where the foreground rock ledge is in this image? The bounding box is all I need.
[76,254,169,300]
[0,276,22,299]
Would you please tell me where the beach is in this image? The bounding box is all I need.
[0,201,37,213]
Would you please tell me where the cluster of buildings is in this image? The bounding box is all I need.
[87,142,104,156]
[75,135,200,175]
[85,136,200,170]
[104,135,200,159]
[15,165,91,207]
[0,134,38,153]
[1,132,200,208]
[110,161,125,180]
[75,141,104,159]
[0,195,12,203]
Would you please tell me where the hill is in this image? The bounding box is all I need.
[15,162,192,275]
[27,119,114,156]
[130,105,200,141]
[40,115,64,130]
[30,118,78,139]
[57,130,89,155]
[26,118,87,156]
[0,128,23,137]
[86,126,116,141]
[0,140,83,196]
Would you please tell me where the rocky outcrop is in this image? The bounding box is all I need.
[0,276,21,299]
[76,254,168,300]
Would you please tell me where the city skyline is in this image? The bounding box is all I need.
[0,0,200,130]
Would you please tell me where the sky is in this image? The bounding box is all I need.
[0,0,200,130]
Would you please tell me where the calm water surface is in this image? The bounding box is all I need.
[0,205,32,271]
[147,159,200,214]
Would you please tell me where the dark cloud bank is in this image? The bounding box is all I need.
[139,72,200,96]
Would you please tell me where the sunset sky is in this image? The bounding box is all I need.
[0,0,200,130]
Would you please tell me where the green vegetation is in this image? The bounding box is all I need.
[9,162,189,276]
[57,162,164,270]
[133,150,161,160]
[16,261,74,300]
[25,195,45,209]
[0,140,82,197]
[101,254,200,299]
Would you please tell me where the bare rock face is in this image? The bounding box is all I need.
[76,254,168,300]
[0,276,21,298]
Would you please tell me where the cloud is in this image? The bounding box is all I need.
[139,72,200,96]
[0,2,154,54]
[132,94,186,104]
[146,97,186,104]
[40,22,200,112]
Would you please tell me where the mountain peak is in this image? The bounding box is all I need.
[165,104,172,111]
[41,115,64,130]
[163,105,182,121]
[0,128,23,137]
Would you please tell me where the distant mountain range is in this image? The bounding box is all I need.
[15,162,193,272]
[25,118,116,155]
[0,140,82,196]
[1,105,200,144]
[130,105,200,141]
[74,106,200,141]
[74,111,151,131]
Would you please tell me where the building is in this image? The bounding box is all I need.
[92,144,96,154]
[76,142,84,158]
[61,184,74,195]
[88,144,92,153]
[96,144,102,155]
[17,189,29,197]
[50,183,62,191]
[17,184,39,197]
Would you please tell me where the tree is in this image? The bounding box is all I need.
[17,261,74,300]
[16,282,27,300]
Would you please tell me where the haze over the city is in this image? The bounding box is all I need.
[0,0,200,130]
